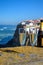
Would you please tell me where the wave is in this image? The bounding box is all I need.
[0,28,15,31]
[0,28,4,31]
[0,33,13,42]
[3,27,7,29]
[0,34,13,38]
[0,27,7,31]
[0,36,13,44]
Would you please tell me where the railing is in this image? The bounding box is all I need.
[19,27,39,46]
[19,28,26,46]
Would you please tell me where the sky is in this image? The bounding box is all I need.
[0,0,43,25]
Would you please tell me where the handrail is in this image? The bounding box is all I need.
[21,33,26,46]
[30,33,38,46]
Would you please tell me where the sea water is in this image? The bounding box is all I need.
[0,25,16,45]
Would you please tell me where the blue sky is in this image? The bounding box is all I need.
[0,0,43,25]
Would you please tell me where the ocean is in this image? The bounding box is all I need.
[0,25,16,45]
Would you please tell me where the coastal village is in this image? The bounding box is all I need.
[13,19,40,47]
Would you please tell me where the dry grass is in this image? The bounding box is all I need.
[0,46,43,65]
